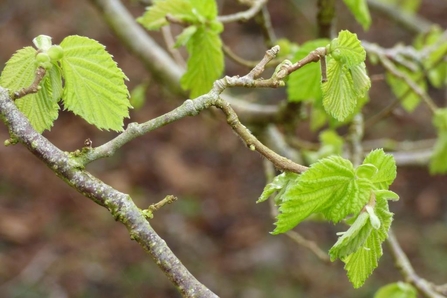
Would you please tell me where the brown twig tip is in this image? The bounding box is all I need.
[12,67,46,100]
[148,195,178,212]
[165,14,188,27]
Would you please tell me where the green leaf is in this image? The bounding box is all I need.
[15,73,60,132]
[60,35,131,131]
[174,25,198,48]
[356,164,378,180]
[273,156,372,234]
[386,65,426,112]
[0,46,60,132]
[130,81,149,110]
[190,0,218,19]
[350,62,371,98]
[321,59,357,121]
[257,172,299,203]
[329,212,373,261]
[342,0,372,30]
[362,149,397,189]
[0,47,36,95]
[287,39,329,101]
[343,231,381,288]
[137,0,196,30]
[430,109,447,174]
[374,190,399,201]
[415,27,447,88]
[329,30,366,68]
[343,194,393,288]
[180,26,224,98]
[374,282,417,298]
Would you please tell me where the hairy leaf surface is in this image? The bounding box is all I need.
[180,27,223,98]
[329,30,365,67]
[60,35,131,131]
[322,59,357,121]
[273,156,371,234]
[362,149,397,189]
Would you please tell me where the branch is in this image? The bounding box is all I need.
[366,0,432,35]
[11,67,46,100]
[0,87,218,298]
[90,0,280,124]
[218,0,268,23]
[387,230,446,298]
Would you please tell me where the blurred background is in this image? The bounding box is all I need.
[0,0,447,297]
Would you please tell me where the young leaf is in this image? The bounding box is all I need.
[287,39,329,101]
[60,35,131,131]
[350,62,371,98]
[342,194,393,288]
[0,47,36,95]
[329,212,373,261]
[190,0,218,20]
[137,0,196,30]
[257,172,299,203]
[174,25,198,48]
[180,26,224,98]
[321,59,357,121]
[15,74,60,132]
[328,30,366,68]
[342,0,371,30]
[0,46,59,132]
[374,282,417,298]
[362,149,397,189]
[273,156,372,234]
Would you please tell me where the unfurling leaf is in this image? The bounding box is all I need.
[321,59,357,121]
[328,30,365,67]
[273,155,372,234]
[60,35,131,131]
[257,172,299,204]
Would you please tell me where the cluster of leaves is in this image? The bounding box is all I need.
[286,30,371,128]
[0,35,131,132]
[258,149,399,288]
[137,0,223,98]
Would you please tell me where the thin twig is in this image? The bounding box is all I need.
[218,0,268,23]
[148,195,178,212]
[255,5,276,46]
[347,114,364,167]
[366,0,432,34]
[222,44,260,69]
[262,161,328,262]
[161,26,186,68]
[12,67,46,100]
[387,230,446,298]
[286,231,331,263]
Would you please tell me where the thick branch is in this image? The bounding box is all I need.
[0,87,218,298]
